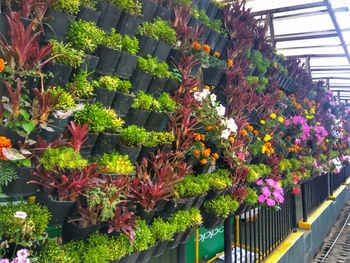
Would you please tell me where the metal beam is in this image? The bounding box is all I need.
[266,13,276,48]
[312,77,350,80]
[324,0,350,63]
[295,54,345,58]
[273,7,348,21]
[311,68,350,71]
[251,2,325,16]
[278,44,343,51]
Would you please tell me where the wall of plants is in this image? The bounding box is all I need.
[0,0,349,262]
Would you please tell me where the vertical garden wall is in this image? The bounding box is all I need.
[0,0,350,262]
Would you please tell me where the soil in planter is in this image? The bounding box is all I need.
[138,36,158,58]
[44,62,72,87]
[80,133,99,157]
[35,191,75,226]
[147,77,167,96]
[94,87,117,108]
[144,112,169,131]
[131,70,153,93]
[111,92,134,118]
[153,41,171,62]
[95,45,122,76]
[140,0,158,21]
[43,9,75,42]
[202,67,223,86]
[116,12,141,37]
[77,6,101,23]
[115,52,138,80]
[96,1,122,33]
[4,167,38,197]
[125,109,151,127]
[62,222,99,243]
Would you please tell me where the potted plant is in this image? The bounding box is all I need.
[139,0,158,21]
[138,131,174,161]
[203,169,232,200]
[149,217,176,258]
[93,75,132,108]
[73,103,124,156]
[114,0,143,37]
[77,0,101,23]
[96,0,122,33]
[138,18,177,61]
[202,195,239,229]
[110,79,134,118]
[145,92,177,131]
[125,91,155,127]
[67,20,105,73]
[67,70,95,101]
[116,125,149,163]
[43,0,79,42]
[97,152,135,176]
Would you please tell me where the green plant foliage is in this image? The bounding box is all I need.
[156,92,177,113]
[203,169,232,191]
[98,152,134,175]
[138,19,177,46]
[80,0,98,9]
[246,75,268,93]
[110,0,142,16]
[247,49,271,75]
[101,30,139,55]
[53,0,80,15]
[143,131,175,147]
[245,187,258,205]
[73,103,124,133]
[39,147,88,170]
[0,202,51,247]
[50,40,84,68]
[132,91,156,110]
[50,87,76,111]
[67,20,105,53]
[137,55,174,79]
[246,164,272,182]
[0,164,18,190]
[120,125,149,147]
[174,175,210,198]
[122,35,139,55]
[38,240,75,263]
[150,218,176,242]
[68,70,94,99]
[133,220,155,252]
[203,195,239,218]
[191,6,223,33]
[94,75,132,93]
[169,209,202,233]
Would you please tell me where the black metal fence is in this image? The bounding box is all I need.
[301,173,329,222]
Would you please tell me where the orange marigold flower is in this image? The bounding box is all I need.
[0,58,5,73]
[200,159,208,165]
[229,136,235,143]
[193,149,200,157]
[253,130,259,136]
[0,136,12,160]
[227,59,233,68]
[194,133,202,141]
[203,44,210,53]
[241,129,248,137]
[265,142,272,148]
[202,148,211,157]
[213,51,220,57]
[212,153,219,160]
[201,134,205,140]
[247,125,254,131]
[192,41,201,50]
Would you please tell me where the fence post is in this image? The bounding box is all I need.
[301,182,308,222]
[291,193,297,231]
[328,172,333,197]
[224,214,233,263]
[178,243,186,263]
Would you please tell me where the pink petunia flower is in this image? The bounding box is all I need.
[266,198,276,207]
[17,249,30,259]
[262,186,271,197]
[256,179,263,186]
[257,195,266,203]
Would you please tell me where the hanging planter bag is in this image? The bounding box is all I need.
[43,9,75,42]
[77,6,101,23]
[4,167,38,197]
[131,70,153,93]
[96,1,122,33]
[111,92,135,118]
[115,52,138,79]
[62,221,99,243]
[202,67,223,86]
[95,45,122,76]
[117,12,142,37]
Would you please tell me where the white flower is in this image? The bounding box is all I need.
[221,129,231,139]
[216,105,226,117]
[210,94,217,105]
[14,211,27,219]
[227,118,238,133]
[16,249,30,259]
[193,89,210,102]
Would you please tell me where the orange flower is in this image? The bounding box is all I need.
[194,133,202,141]
[241,129,248,137]
[192,41,201,50]
[213,51,220,57]
[265,142,272,148]
[203,44,210,53]
[0,136,12,160]
[0,58,5,73]
[201,134,205,140]
[193,149,200,157]
[229,136,235,143]
[200,159,208,165]
[253,130,259,136]
[202,148,211,157]
[227,59,233,68]
[212,153,219,160]
[247,125,254,131]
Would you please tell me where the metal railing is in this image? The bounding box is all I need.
[330,168,347,196]
[301,173,329,222]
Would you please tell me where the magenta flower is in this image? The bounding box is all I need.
[17,249,30,259]
[262,186,271,197]
[266,198,276,207]
[0,259,10,263]
[285,119,290,126]
[266,178,276,187]
[256,179,263,186]
[257,195,266,203]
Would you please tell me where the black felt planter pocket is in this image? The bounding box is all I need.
[97,1,122,33]
[136,208,156,224]
[152,242,169,258]
[94,87,117,108]
[140,0,158,21]
[125,109,151,127]
[115,144,141,163]
[0,13,9,40]
[81,133,99,157]
[201,210,225,229]
[40,117,69,142]
[138,35,158,58]
[167,232,183,249]
[214,34,227,54]
[95,45,122,75]
[205,189,225,201]
[206,30,220,50]
[180,227,196,243]
[115,52,138,79]
[77,6,101,23]
[75,54,99,78]
[116,12,141,37]
[93,133,119,155]
[137,146,157,161]
[35,191,75,226]
[0,126,25,149]
[198,0,210,11]
[119,252,140,263]
[145,112,169,131]
[4,167,38,197]
[43,9,75,42]
[153,41,171,62]
[44,62,72,86]
[147,77,167,96]
[192,193,208,209]
[62,222,99,243]
[112,91,134,118]
[131,70,153,93]
[202,67,223,86]
[163,78,180,95]
[136,247,156,263]
[206,3,218,20]
[167,48,182,66]
[154,5,170,20]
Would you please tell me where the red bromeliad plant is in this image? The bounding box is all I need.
[32,87,60,126]
[31,163,106,201]
[67,121,89,152]
[108,204,137,242]
[2,79,21,121]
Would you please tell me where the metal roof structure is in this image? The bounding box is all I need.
[229,0,350,103]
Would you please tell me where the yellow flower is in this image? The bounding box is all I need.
[261,145,267,154]
[205,85,211,90]
[316,122,321,125]
[310,108,315,114]
[257,137,261,141]
[263,134,272,142]
[304,110,308,115]
[270,113,276,119]
[278,116,284,123]
[260,120,266,125]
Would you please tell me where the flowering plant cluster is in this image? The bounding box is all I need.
[256,178,284,208]
[0,249,31,263]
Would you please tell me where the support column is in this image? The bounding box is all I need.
[224,215,233,263]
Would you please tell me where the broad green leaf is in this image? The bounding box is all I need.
[22,122,36,134]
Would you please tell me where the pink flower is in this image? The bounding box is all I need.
[285,119,290,126]
[266,179,276,187]
[237,152,246,161]
[266,198,276,207]
[14,211,27,219]
[17,249,30,259]
[273,192,285,203]
[257,195,266,203]
[0,259,10,263]
[262,186,271,197]
[256,179,263,186]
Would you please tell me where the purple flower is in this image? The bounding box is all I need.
[256,179,263,186]
[262,186,271,197]
[257,195,266,203]
[266,198,276,207]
